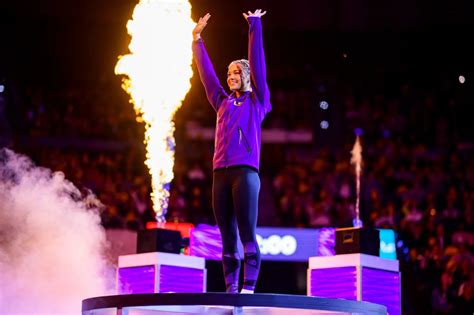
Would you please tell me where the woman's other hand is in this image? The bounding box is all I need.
[243,9,267,20]
[193,13,211,41]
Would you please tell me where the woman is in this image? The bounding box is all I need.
[192,9,271,293]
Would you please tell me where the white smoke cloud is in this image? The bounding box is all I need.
[0,149,114,314]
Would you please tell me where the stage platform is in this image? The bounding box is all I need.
[82,293,387,315]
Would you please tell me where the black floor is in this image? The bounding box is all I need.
[205,260,308,294]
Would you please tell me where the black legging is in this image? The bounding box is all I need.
[212,166,261,293]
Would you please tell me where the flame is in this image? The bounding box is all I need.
[350,135,363,227]
[115,0,194,222]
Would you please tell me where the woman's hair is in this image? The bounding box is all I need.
[229,59,251,91]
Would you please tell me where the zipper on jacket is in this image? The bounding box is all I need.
[238,127,251,153]
[224,119,228,167]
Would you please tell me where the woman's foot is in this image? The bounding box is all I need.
[240,288,254,294]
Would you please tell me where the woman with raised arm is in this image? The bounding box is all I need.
[192,9,271,294]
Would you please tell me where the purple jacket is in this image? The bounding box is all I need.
[193,17,271,171]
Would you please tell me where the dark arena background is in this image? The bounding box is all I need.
[0,1,473,314]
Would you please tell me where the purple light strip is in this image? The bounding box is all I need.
[362,267,401,315]
[118,265,155,294]
[159,265,204,293]
[310,266,357,300]
[190,225,222,260]
[317,228,336,256]
[118,264,205,294]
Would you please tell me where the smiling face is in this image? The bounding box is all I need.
[227,63,243,91]
[227,59,251,93]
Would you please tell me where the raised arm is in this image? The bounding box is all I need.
[244,10,271,115]
[192,13,227,111]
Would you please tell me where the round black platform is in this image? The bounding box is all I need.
[82,293,387,314]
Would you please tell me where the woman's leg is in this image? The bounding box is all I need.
[212,170,240,293]
[231,167,261,293]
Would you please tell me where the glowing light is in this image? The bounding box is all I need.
[0,84,4,93]
[459,75,465,84]
[320,120,329,129]
[319,101,329,110]
[115,0,194,222]
[256,234,298,256]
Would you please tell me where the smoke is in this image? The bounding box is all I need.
[0,149,114,314]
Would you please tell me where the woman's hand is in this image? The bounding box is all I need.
[243,9,266,20]
[193,13,211,41]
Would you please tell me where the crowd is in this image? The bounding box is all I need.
[1,55,472,314]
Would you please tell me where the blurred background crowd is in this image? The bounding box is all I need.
[1,0,473,313]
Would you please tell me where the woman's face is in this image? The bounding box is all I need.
[227,63,243,91]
